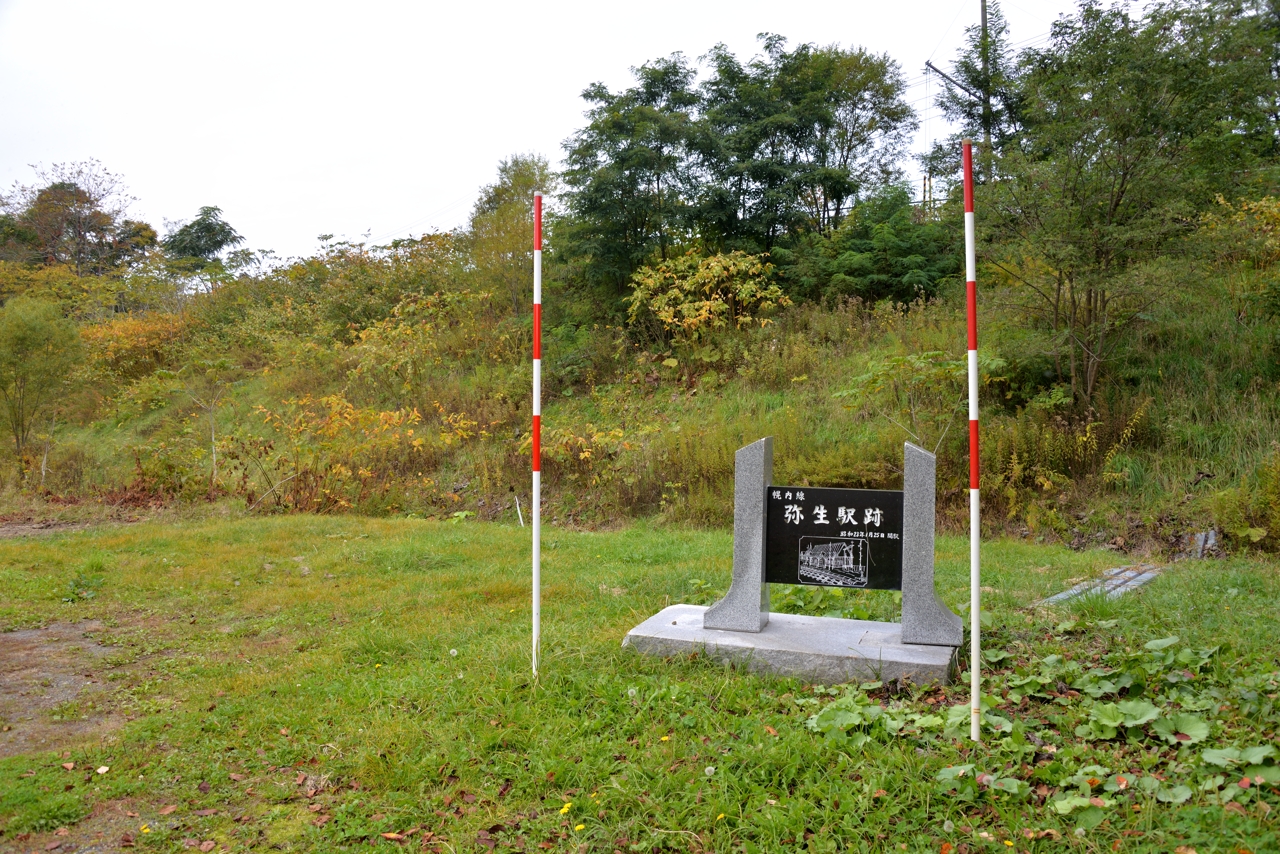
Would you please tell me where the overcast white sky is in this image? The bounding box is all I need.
[0,0,1080,260]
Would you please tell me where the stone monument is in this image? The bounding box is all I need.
[623,438,963,683]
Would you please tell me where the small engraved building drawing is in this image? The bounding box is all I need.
[797,537,868,587]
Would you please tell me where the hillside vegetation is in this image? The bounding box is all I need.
[0,0,1278,557]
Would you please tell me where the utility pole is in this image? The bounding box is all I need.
[980,0,993,180]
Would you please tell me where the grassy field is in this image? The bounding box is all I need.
[0,515,1277,853]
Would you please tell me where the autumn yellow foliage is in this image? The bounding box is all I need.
[80,312,189,382]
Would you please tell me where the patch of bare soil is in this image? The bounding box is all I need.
[1,799,162,854]
[0,623,124,760]
[0,523,96,539]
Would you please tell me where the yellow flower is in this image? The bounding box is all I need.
[1003,843,1013,848]
[660,736,669,742]
[575,824,585,831]
[140,824,151,833]
[559,803,572,814]
[716,814,725,822]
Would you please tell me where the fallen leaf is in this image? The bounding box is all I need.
[1239,777,1252,789]
[498,779,513,797]
[1224,802,1248,816]
[312,815,331,827]
[229,773,246,782]
[200,842,217,853]
[295,772,307,785]
[126,811,139,818]
[308,804,324,812]
[197,781,210,794]
[54,829,68,837]
[194,809,218,817]
[280,728,289,736]
[764,725,778,736]
[159,805,177,815]
[96,766,110,775]
[381,833,405,840]
[941,844,953,854]
[181,839,199,848]
[462,792,477,804]
[121,832,135,848]
[44,843,61,851]
[61,763,75,771]
[1090,797,1106,808]
[873,789,887,797]
[1039,830,1062,840]
[1175,847,1198,854]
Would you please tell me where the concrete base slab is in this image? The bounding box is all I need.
[623,604,957,685]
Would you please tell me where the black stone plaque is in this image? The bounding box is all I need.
[764,486,904,589]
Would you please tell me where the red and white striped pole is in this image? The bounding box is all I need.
[532,191,543,678]
[962,140,981,743]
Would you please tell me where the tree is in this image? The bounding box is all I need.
[1,161,152,276]
[163,206,244,266]
[464,155,559,314]
[985,0,1275,405]
[560,38,915,307]
[173,358,238,499]
[771,184,959,303]
[0,297,82,462]
[562,55,700,302]
[698,37,914,249]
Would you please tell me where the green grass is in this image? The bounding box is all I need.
[0,516,1277,852]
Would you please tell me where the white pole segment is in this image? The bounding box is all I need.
[964,213,976,281]
[532,469,540,675]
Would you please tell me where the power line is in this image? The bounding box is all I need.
[366,194,473,245]
[928,0,971,62]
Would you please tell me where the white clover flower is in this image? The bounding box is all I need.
[943,820,954,833]
[449,649,458,657]
[704,766,716,777]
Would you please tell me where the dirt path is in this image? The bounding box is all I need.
[0,622,124,760]
[0,523,96,539]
